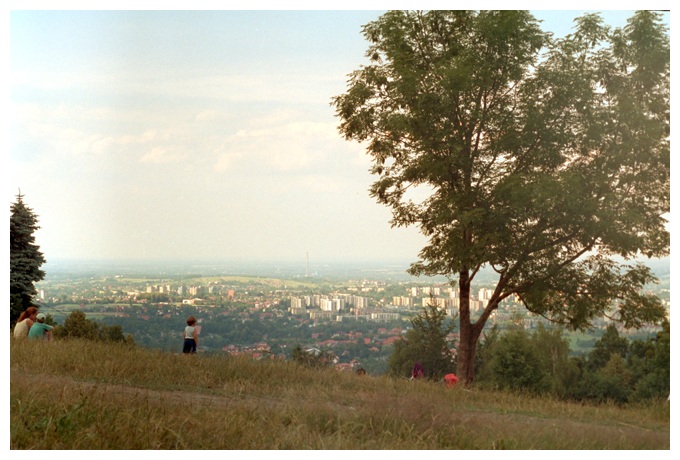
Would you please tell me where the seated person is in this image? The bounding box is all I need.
[28,313,53,341]
[13,306,38,339]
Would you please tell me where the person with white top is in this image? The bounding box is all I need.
[13,306,38,339]
[183,315,198,354]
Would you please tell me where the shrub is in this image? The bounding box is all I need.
[53,310,133,344]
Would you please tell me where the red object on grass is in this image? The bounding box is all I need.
[445,373,459,387]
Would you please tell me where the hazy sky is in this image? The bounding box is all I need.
[4,2,671,264]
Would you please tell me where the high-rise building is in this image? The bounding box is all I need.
[291,297,305,309]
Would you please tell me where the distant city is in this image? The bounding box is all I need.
[34,256,670,372]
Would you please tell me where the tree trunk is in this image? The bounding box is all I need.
[456,269,498,385]
[457,322,477,384]
[456,269,476,384]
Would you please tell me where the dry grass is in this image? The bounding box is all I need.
[10,339,670,449]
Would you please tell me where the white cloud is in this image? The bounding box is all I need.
[139,146,187,164]
[13,67,340,106]
[212,113,344,173]
[195,110,234,123]
[6,10,435,263]
[120,130,157,145]
[213,151,245,172]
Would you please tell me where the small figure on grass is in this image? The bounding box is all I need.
[411,362,425,380]
[183,315,198,354]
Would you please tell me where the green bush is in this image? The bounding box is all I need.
[290,345,334,369]
[476,320,669,405]
[387,304,456,380]
[53,310,133,344]
[482,327,549,394]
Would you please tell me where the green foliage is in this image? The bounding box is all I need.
[10,193,46,324]
[587,324,630,370]
[477,321,670,404]
[474,323,500,376]
[290,345,335,369]
[531,324,580,397]
[333,10,669,382]
[628,321,670,401]
[388,303,455,380]
[53,310,133,344]
[477,326,549,394]
[568,352,634,405]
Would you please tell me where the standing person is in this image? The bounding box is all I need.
[411,362,425,380]
[28,313,53,341]
[13,306,38,339]
[183,316,198,354]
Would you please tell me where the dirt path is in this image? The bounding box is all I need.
[12,371,670,449]
[13,372,286,410]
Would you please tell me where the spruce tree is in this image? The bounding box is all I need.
[10,192,46,324]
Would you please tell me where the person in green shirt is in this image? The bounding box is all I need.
[28,313,53,341]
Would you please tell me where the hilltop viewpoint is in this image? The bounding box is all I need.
[10,339,669,449]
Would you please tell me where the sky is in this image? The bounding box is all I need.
[2,1,673,266]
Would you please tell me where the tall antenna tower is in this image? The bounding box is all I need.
[306,251,309,277]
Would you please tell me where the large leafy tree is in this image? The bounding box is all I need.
[333,11,669,384]
[10,193,46,324]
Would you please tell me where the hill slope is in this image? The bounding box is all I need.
[10,340,669,449]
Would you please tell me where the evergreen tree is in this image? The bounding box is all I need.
[588,324,630,370]
[388,303,456,380]
[10,192,46,325]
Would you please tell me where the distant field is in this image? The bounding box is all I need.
[87,275,323,289]
[190,275,322,289]
[41,304,129,322]
[566,331,599,354]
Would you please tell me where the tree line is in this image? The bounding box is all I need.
[387,304,669,403]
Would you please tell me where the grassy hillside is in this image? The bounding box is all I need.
[10,340,669,449]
